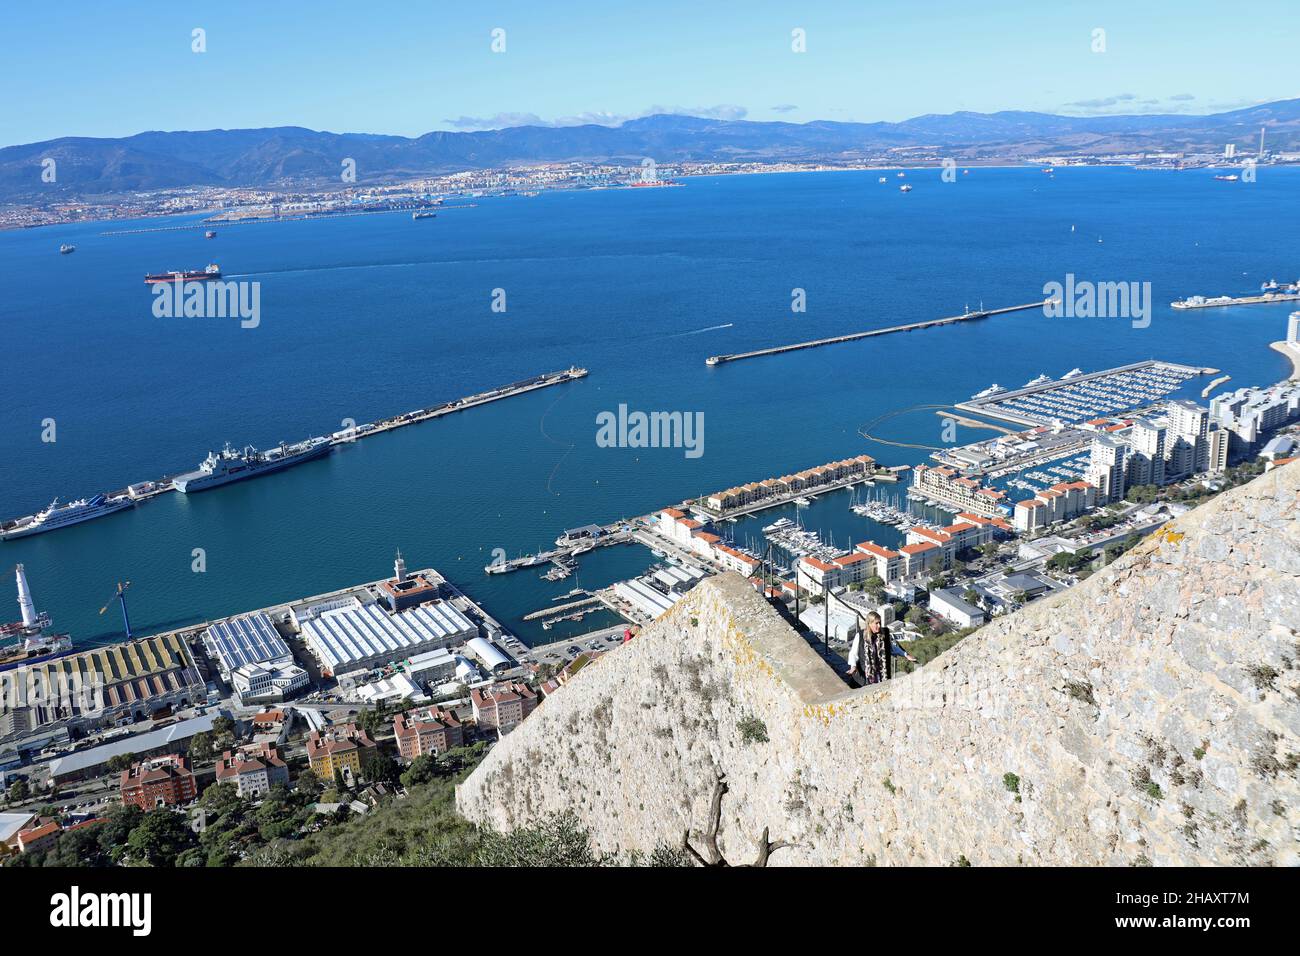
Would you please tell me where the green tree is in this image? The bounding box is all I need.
[199,781,242,815]
[188,731,215,764]
[126,809,197,867]
[7,778,30,802]
[475,810,615,866]
[295,769,321,796]
[363,751,401,787]
[96,803,144,862]
[106,753,135,773]
[399,755,437,789]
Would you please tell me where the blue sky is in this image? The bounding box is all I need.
[2,0,1295,146]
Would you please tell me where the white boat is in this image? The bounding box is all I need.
[972,384,1006,400]
[1024,374,1053,387]
[1061,368,1084,379]
[1,494,134,540]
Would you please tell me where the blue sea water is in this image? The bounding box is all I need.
[1,167,1297,646]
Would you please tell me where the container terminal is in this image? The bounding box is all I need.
[0,367,588,541]
[704,299,1055,367]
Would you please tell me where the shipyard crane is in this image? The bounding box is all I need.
[99,580,133,641]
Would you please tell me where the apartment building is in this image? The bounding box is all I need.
[471,682,538,733]
[305,723,377,783]
[120,754,198,809]
[214,743,290,798]
[393,707,464,760]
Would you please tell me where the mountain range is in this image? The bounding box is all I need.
[4,99,1298,202]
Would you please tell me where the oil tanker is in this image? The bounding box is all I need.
[144,263,222,284]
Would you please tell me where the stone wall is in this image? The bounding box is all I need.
[457,463,1300,865]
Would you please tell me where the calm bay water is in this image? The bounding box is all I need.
[1,167,1297,645]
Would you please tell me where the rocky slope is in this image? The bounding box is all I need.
[457,463,1300,865]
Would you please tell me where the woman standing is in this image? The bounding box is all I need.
[863,608,915,686]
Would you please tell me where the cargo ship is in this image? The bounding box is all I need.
[144,263,221,284]
[0,493,134,541]
[412,211,437,220]
[173,436,332,493]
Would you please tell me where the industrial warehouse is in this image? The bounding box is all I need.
[300,597,478,678]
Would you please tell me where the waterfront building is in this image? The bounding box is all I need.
[230,660,310,704]
[465,636,511,674]
[855,541,904,583]
[0,633,205,752]
[393,707,464,760]
[1210,381,1300,460]
[1013,499,1048,533]
[1085,435,1129,503]
[379,551,444,613]
[613,577,680,619]
[1126,418,1167,488]
[215,743,290,798]
[1167,400,1211,476]
[698,455,876,517]
[911,465,1009,517]
[404,647,460,687]
[305,723,376,783]
[300,599,477,678]
[203,611,294,682]
[120,754,198,809]
[899,541,941,578]
[713,543,760,576]
[471,682,537,734]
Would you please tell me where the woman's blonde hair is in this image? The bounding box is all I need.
[865,610,881,629]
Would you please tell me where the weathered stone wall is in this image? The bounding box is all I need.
[457,463,1300,865]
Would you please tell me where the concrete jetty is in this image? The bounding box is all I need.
[704,300,1055,367]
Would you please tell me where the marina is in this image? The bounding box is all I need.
[484,523,636,575]
[704,299,1056,366]
[955,360,1214,428]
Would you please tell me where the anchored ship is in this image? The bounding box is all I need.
[971,384,1007,399]
[59,244,75,254]
[144,263,221,284]
[1,493,133,541]
[412,211,437,220]
[173,437,332,493]
[0,565,73,670]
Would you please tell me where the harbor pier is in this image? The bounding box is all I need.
[704,300,1055,367]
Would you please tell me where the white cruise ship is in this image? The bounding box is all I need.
[972,384,1007,399]
[0,494,133,540]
